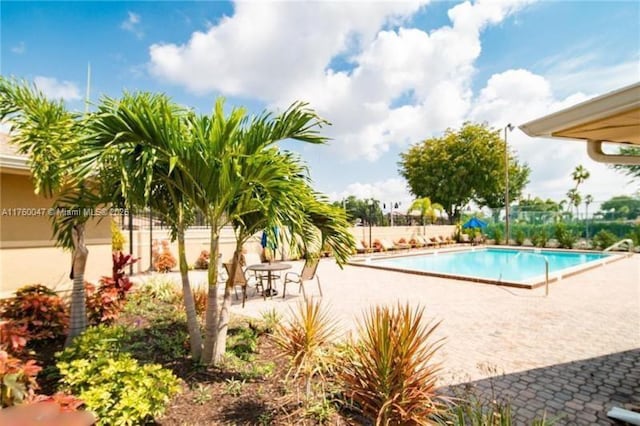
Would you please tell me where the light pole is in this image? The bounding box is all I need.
[384,202,401,226]
[504,123,514,245]
[367,199,374,248]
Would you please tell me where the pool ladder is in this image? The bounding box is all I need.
[604,239,633,252]
[528,252,550,296]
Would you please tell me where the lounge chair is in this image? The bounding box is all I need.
[438,235,453,246]
[282,257,322,300]
[394,239,412,250]
[460,234,471,244]
[429,237,440,248]
[354,239,373,254]
[379,239,399,251]
[223,262,263,307]
[408,237,424,248]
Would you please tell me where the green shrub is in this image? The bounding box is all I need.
[437,395,557,425]
[56,325,129,364]
[554,223,577,249]
[493,227,503,245]
[514,229,526,246]
[58,354,180,425]
[625,225,640,247]
[592,230,617,250]
[227,327,259,361]
[57,326,180,425]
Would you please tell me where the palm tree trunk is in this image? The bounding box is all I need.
[213,245,241,364]
[177,228,202,361]
[65,224,88,346]
[202,225,220,364]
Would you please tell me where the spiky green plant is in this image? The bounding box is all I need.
[273,300,338,401]
[339,303,444,425]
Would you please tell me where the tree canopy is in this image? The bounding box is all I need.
[599,195,640,220]
[398,122,530,223]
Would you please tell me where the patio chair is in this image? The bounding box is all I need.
[460,234,471,244]
[243,252,274,285]
[429,237,440,247]
[282,257,322,300]
[223,262,263,307]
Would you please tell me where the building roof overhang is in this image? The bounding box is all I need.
[519,82,640,165]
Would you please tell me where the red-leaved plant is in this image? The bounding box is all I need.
[0,349,41,407]
[0,285,69,349]
[152,240,177,273]
[0,321,29,354]
[194,250,210,270]
[85,251,138,326]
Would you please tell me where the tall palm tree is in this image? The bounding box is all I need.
[572,165,590,188]
[87,95,341,365]
[407,197,444,235]
[584,194,594,238]
[82,93,205,359]
[0,77,108,344]
[567,188,582,219]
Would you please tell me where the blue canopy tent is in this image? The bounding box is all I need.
[462,217,487,229]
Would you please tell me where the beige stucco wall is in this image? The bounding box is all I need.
[350,224,457,246]
[1,171,112,295]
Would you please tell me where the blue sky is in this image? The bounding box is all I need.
[2,0,639,212]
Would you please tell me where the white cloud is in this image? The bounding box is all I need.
[121,11,143,38]
[11,41,26,54]
[328,177,414,212]
[148,0,635,203]
[149,0,534,160]
[33,76,82,101]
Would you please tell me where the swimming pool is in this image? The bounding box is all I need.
[356,248,616,288]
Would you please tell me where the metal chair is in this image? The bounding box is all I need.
[223,262,263,307]
[282,257,322,300]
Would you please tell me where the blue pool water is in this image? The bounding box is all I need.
[373,248,610,283]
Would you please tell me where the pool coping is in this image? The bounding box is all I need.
[347,245,632,289]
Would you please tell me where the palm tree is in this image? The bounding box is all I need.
[584,194,594,238]
[567,188,582,219]
[0,77,114,344]
[87,95,342,365]
[83,93,209,359]
[572,165,590,189]
[407,197,444,235]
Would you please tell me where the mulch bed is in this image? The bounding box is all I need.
[158,336,358,425]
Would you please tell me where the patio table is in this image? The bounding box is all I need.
[246,262,291,297]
